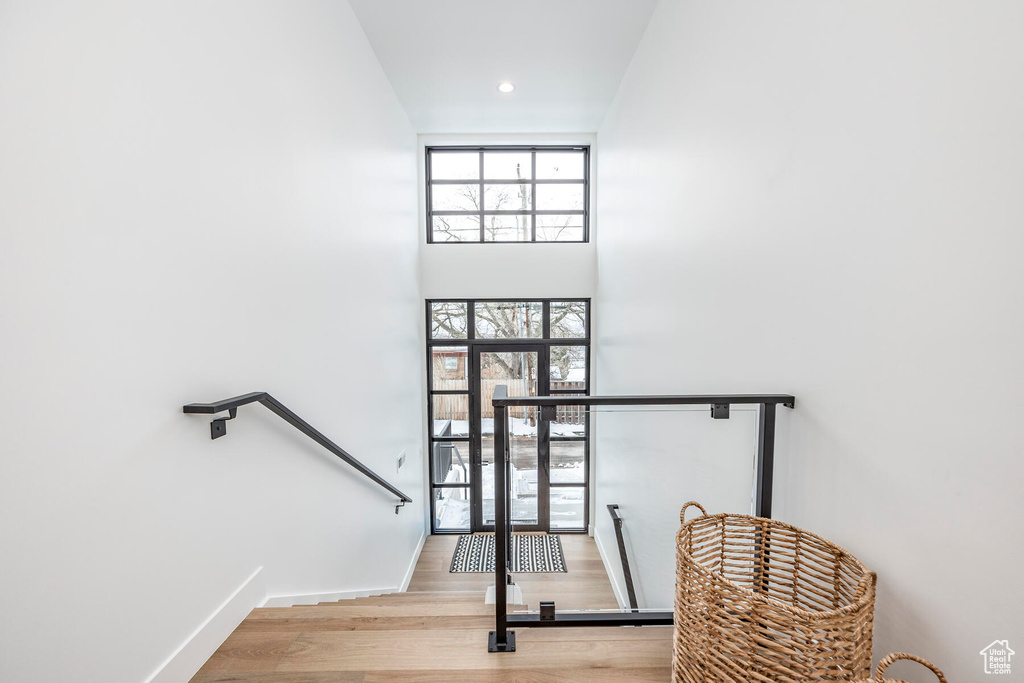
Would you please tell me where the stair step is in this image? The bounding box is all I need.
[251,600,517,620]
[237,613,499,633]
[320,591,487,607]
[350,591,485,603]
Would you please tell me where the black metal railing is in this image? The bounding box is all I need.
[488,388,795,652]
[183,392,412,511]
[434,419,468,484]
[607,504,639,612]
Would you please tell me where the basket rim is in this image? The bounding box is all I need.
[677,511,877,620]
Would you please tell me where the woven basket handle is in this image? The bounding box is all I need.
[875,653,947,683]
[679,501,709,523]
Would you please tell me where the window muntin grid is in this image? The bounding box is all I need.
[427,146,589,243]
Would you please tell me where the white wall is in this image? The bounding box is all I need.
[0,2,424,682]
[595,1,1024,680]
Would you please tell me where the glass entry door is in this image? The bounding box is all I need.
[427,299,591,535]
[472,345,546,531]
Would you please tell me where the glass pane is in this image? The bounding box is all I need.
[536,151,585,179]
[550,441,585,483]
[483,214,531,242]
[432,215,479,242]
[550,345,587,387]
[551,393,587,437]
[536,183,584,211]
[536,214,584,241]
[550,486,585,529]
[432,442,470,484]
[480,350,539,526]
[484,183,532,212]
[593,405,759,609]
[432,394,469,437]
[430,151,479,180]
[430,301,468,339]
[475,301,543,339]
[484,151,532,180]
[432,346,468,390]
[550,300,587,338]
[434,487,470,531]
[431,183,480,212]
[511,405,539,525]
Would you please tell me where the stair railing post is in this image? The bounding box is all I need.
[488,386,515,652]
[754,401,777,593]
[755,402,777,519]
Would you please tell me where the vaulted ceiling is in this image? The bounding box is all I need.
[347,0,659,134]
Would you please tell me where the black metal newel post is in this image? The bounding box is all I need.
[753,402,779,593]
[755,402,777,519]
[489,387,515,652]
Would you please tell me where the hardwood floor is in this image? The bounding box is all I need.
[407,533,620,611]
[191,534,671,682]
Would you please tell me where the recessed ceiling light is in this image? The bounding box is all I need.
[497,82,515,93]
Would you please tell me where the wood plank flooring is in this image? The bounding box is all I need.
[191,534,671,682]
[407,534,621,611]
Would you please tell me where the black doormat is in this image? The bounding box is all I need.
[449,534,567,573]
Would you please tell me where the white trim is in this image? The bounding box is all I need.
[593,527,627,610]
[400,530,427,592]
[143,566,265,683]
[265,530,427,607]
[143,529,428,679]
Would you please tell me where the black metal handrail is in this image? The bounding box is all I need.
[607,505,639,612]
[183,392,412,509]
[488,389,795,652]
[492,394,795,407]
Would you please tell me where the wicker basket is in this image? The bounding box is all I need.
[853,653,947,682]
[674,502,877,682]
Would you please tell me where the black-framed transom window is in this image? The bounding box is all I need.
[426,146,590,243]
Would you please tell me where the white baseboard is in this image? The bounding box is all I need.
[399,530,427,592]
[264,531,427,607]
[593,528,628,610]
[144,566,265,683]
[143,529,428,680]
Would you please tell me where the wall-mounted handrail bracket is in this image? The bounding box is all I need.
[711,403,730,419]
[183,392,413,506]
[210,407,238,440]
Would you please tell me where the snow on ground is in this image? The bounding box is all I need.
[436,460,585,531]
[435,417,584,438]
[434,414,585,530]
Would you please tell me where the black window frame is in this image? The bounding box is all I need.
[426,298,592,534]
[425,145,591,244]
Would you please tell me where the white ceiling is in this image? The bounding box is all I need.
[347,0,659,134]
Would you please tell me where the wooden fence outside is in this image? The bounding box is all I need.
[433,379,586,423]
